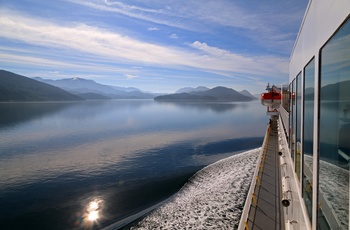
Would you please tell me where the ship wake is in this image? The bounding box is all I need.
[130,148,260,229]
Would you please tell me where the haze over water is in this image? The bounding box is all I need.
[0,100,267,229]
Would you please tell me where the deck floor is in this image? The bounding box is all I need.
[246,117,284,229]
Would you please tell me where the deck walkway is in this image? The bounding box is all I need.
[245,117,284,229]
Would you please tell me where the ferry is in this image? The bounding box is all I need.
[238,1,349,229]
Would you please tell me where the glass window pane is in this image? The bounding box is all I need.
[296,73,302,180]
[303,58,315,222]
[289,83,293,148]
[294,74,302,179]
[291,80,296,160]
[319,18,350,229]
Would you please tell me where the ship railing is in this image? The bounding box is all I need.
[279,106,289,139]
[279,108,342,229]
[237,123,271,230]
[278,115,311,229]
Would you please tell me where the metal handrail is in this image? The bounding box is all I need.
[279,106,289,138]
[237,124,270,230]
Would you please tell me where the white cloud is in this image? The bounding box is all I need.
[0,50,134,75]
[68,0,194,31]
[169,33,178,39]
[67,0,259,33]
[189,41,288,76]
[0,53,79,69]
[0,8,288,84]
[0,12,182,65]
[191,41,233,57]
[67,0,305,54]
[148,27,159,31]
[126,74,138,79]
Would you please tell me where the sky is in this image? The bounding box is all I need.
[0,0,309,93]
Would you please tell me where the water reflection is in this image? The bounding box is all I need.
[155,100,250,113]
[0,100,266,229]
[72,197,104,229]
[86,199,103,222]
[319,101,349,228]
[0,102,76,128]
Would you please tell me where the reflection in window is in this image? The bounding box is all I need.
[281,85,290,141]
[289,83,293,149]
[303,58,314,222]
[291,80,296,160]
[296,73,302,180]
[282,85,290,113]
[319,18,350,229]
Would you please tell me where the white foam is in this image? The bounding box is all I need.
[130,148,260,229]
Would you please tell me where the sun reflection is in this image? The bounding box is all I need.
[84,198,103,224]
[88,201,99,212]
[88,210,99,221]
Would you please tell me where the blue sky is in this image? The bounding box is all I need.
[0,0,308,93]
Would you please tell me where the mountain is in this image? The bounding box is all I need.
[239,90,257,99]
[253,93,261,99]
[155,86,254,102]
[0,70,83,102]
[194,87,253,101]
[304,80,350,100]
[304,87,315,100]
[112,86,141,92]
[154,93,217,102]
[320,80,350,100]
[175,86,210,94]
[34,77,155,99]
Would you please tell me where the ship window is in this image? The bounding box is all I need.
[282,84,290,113]
[290,80,296,159]
[296,73,302,180]
[318,18,350,229]
[289,83,293,149]
[302,58,315,223]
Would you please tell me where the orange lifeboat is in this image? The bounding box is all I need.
[260,91,282,109]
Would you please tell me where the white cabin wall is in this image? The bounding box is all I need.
[290,0,350,229]
[290,0,350,81]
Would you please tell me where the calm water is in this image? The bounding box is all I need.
[0,100,267,229]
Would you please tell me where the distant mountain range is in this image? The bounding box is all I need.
[155,86,256,102]
[33,77,156,99]
[320,80,350,100]
[174,87,257,100]
[3,69,347,103]
[304,80,350,100]
[175,86,210,94]
[0,70,83,102]
[239,90,258,100]
[0,69,258,102]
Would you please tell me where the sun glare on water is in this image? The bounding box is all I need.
[88,210,99,221]
[89,201,99,212]
[86,199,103,222]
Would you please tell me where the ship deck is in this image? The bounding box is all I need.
[245,117,284,229]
